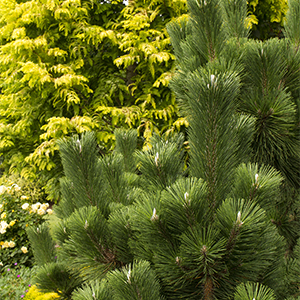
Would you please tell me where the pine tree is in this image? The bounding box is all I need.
[27,0,300,299]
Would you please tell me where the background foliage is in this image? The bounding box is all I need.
[0,0,187,201]
[0,0,291,202]
[247,0,288,39]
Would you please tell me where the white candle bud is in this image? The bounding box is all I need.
[155,152,159,166]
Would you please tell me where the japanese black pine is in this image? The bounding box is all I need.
[27,0,300,299]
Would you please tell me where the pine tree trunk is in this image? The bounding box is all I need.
[203,277,214,300]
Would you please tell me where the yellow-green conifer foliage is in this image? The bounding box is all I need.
[112,0,188,141]
[0,0,187,199]
[247,0,288,39]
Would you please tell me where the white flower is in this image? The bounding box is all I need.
[0,221,7,234]
[31,203,41,213]
[8,241,15,248]
[0,262,3,266]
[46,208,53,215]
[0,221,9,233]
[21,246,28,254]
[37,208,46,216]
[40,203,49,211]
[0,185,7,195]
[22,203,30,210]
[20,195,29,200]
[12,184,21,192]
[40,204,47,211]
[0,220,8,227]
[2,241,9,248]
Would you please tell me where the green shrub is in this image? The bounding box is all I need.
[0,265,35,299]
[0,182,53,269]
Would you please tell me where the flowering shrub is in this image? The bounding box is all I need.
[0,183,53,270]
[0,263,35,299]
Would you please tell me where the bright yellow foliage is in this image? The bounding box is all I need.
[24,285,60,300]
